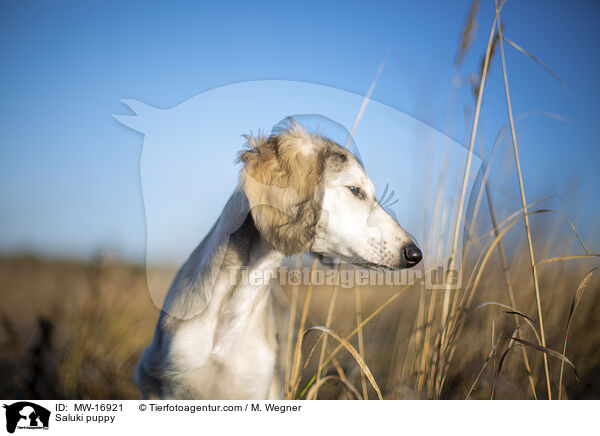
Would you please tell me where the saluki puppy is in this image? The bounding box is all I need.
[135,119,422,399]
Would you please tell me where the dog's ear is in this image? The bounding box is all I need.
[240,124,325,256]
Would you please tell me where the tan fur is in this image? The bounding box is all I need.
[240,120,328,256]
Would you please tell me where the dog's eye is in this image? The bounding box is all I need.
[347,186,365,200]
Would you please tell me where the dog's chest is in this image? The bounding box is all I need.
[169,279,279,399]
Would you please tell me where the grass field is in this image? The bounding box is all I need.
[0,229,598,400]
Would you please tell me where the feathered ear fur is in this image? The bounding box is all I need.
[239,121,326,256]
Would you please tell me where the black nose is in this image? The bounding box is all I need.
[403,245,422,266]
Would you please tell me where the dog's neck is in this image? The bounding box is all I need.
[207,212,284,355]
[224,212,285,287]
[161,190,285,323]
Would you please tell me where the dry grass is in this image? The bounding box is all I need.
[1,1,599,401]
[0,224,598,400]
[0,255,158,399]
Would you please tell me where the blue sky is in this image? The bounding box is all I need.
[1,0,599,262]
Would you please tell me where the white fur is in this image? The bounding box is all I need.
[313,161,414,269]
[135,129,420,400]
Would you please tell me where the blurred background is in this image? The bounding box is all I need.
[1,0,599,399]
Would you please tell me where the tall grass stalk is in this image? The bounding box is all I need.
[435,8,500,399]
[484,180,537,398]
[440,7,499,351]
[558,269,598,399]
[495,3,551,398]
[354,268,368,399]
[314,263,341,399]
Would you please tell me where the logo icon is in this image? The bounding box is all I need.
[3,402,50,434]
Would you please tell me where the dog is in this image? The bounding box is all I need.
[135,119,422,399]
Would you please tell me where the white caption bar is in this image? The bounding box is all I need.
[0,400,597,435]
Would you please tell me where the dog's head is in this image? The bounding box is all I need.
[239,119,421,270]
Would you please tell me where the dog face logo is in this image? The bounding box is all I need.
[114,81,480,309]
[2,402,50,434]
